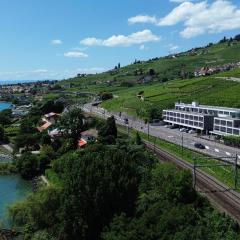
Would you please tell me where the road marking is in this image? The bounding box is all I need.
[168,136,174,138]
[205,146,210,150]
[226,152,231,156]
[238,155,240,159]
[215,149,219,153]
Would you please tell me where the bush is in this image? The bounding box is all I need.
[100,92,113,101]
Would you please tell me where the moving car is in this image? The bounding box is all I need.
[194,142,205,149]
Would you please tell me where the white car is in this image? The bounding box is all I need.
[180,128,187,132]
[188,130,196,134]
[164,125,171,128]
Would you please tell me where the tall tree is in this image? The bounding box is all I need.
[59,108,84,142]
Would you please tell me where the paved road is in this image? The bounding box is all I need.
[82,103,240,164]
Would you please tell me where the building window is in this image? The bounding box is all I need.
[221,120,226,126]
[227,121,233,127]
[233,129,239,136]
[227,128,232,134]
[220,127,226,132]
[215,119,220,125]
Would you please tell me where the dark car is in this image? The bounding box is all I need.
[124,118,129,124]
[194,142,205,149]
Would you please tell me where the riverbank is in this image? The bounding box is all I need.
[0,163,16,175]
[0,102,12,111]
[0,175,31,226]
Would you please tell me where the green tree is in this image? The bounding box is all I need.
[15,153,39,179]
[0,109,12,126]
[99,116,117,143]
[0,125,5,142]
[59,108,84,143]
[135,132,142,145]
[54,145,146,240]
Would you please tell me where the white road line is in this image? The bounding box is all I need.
[238,155,240,159]
[215,149,220,153]
[226,152,231,156]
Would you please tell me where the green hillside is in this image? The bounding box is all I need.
[101,69,240,119]
[60,41,240,120]
[62,41,240,90]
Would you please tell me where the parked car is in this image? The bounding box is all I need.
[169,125,178,129]
[180,128,187,132]
[164,125,171,128]
[194,142,205,149]
[188,130,196,134]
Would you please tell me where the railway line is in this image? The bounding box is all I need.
[145,140,240,223]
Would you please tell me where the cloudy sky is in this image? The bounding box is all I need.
[0,0,240,81]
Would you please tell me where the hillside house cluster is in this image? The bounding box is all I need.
[194,62,240,77]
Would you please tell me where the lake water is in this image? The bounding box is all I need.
[0,102,12,111]
[0,175,31,226]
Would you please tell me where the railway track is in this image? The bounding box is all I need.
[144,140,240,223]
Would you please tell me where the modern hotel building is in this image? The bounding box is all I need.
[163,102,240,136]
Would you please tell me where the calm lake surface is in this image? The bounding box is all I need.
[0,175,31,226]
[0,102,12,111]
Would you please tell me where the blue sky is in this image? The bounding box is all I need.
[0,0,240,81]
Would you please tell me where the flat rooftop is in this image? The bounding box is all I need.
[175,102,240,112]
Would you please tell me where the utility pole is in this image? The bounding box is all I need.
[154,137,156,153]
[193,157,196,189]
[181,133,184,159]
[147,122,150,140]
[234,154,238,190]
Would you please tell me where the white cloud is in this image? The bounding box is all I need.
[128,15,157,24]
[158,1,206,26]
[76,67,106,74]
[169,44,179,52]
[139,44,149,51]
[80,38,103,46]
[51,39,63,45]
[64,51,88,58]
[130,1,240,39]
[80,29,161,47]
[169,0,194,3]
[33,69,48,73]
[0,67,106,81]
[159,0,240,38]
